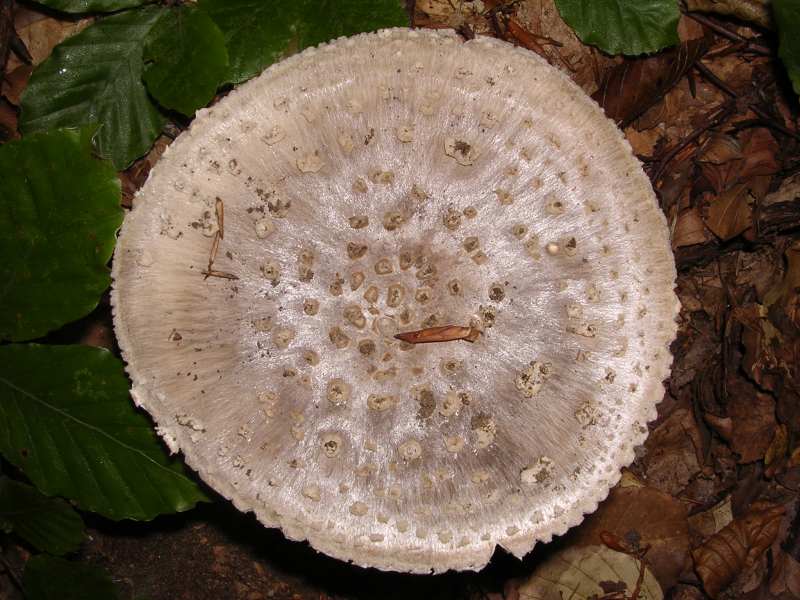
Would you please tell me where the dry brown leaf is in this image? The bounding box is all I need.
[517,544,663,600]
[509,0,619,94]
[625,124,664,158]
[688,497,734,542]
[770,550,800,598]
[567,483,690,589]
[119,135,172,208]
[738,129,780,181]
[765,424,789,467]
[764,240,800,319]
[642,407,703,496]
[692,503,785,598]
[685,0,772,29]
[6,9,91,71]
[673,207,714,249]
[703,184,754,241]
[592,36,711,127]
[703,413,733,440]
[1,64,32,106]
[699,133,743,165]
[0,98,18,142]
[727,380,777,463]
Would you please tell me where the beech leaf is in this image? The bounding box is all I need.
[142,6,229,116]
[774,0,800,95]
[198,0,409,85]
[0,477,84,555]
[19,7,167,169]
[692,503,786,598]
[32,0,150,13]
[0,344,207,521]
[23,555,119,600]
[517,544,663,600]
[0,127,122,342]
[593,36,710,126]
[554,0,680,55]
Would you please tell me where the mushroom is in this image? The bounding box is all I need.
[111,28,679,573]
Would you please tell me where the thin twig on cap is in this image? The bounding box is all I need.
[394,325,481,344]
[201,269,239,281]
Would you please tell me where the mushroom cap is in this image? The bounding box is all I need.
[112,28,679,573]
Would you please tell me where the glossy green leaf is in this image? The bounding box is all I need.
[20,7,167,169]
[32,0,150,13]
[143,6,229,116]
[775,0,800,95]
[199,0,409,85]
[23,555,118,600]
[0,345,208,521]
[0,477,84,555]
[554,0,680,55]
[0,128,122,342]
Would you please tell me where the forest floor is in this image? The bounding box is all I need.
[2,1,800,599]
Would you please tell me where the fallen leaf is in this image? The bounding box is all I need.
[702,183,754,241]
[685,0,772,29]
[642,407,703,496]
[764,240,800,322]
[765,424,789,467]
[770,550,800,598]
[692,503,785,598]
[673,207,714,248]
[7,10,92,70]
[688,496,734,542]
[703,413,733,441]
[119,134,171,208]
[738,128,780,181]
[567,483,690,589]
[517,544,663,600]
[726,379,777,463]
[501,0,620,94]
[1,64,32,106]
[625,124,664,158]
[699,133,743,165]
[592,36,711,127]
[0,98,18,142]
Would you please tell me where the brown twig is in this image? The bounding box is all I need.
[683,10,771,56]
[504,16,572,72]
[215,197,224,239]
[395,325,481,344]
[694,62,800,141]
[694,61,738,97]
[201,269,239,280]
[203,197,235,280]
[206,231,220,270]
[651,100,736,185]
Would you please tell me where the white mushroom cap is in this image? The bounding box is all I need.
[111,28,679,573]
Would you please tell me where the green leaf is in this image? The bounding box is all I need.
[32,0,151,14]
[0,477,84,555]
[774,0,800,95]
[23,555,118,600]
[297,0,410,49]
[199,0,409,85]
[0,128,123,342]
[197,0,298,84]
[554,0,680,55]
[0,344,208,521]
[143,6,229,116]
[19,7,167,169]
